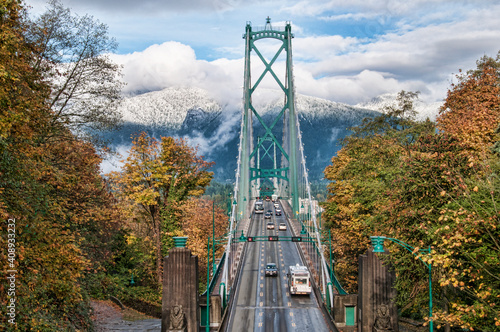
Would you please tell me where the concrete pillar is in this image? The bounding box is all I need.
[334,294,358,331]
[199,294,222,330]
[162,237,199,332]
[358,249,398,332]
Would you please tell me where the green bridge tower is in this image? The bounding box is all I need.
[238,17,300,216]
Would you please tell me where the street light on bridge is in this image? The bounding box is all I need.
[370,236,433,331]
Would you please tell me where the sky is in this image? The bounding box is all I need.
[26,0,500,108]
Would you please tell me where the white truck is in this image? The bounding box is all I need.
[287,264,312,295]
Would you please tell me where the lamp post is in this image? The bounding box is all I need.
[212,201,216,276]
[328,229,333,283]
[206,237,210,332]
[370,236,433,331]
[300,201,305,229]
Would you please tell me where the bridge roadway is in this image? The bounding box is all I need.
[225,200,332,331]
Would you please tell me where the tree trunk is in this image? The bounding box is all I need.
[151,211,163,289]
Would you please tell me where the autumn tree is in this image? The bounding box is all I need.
[324,56,500,330]
[427,53,500,330]
[0,1,126,330]
[322,91,432,292]
[323,135,403,291]
[181,198,229,292]
[437,53,500,154]
[0,0,49,141]
[109,132,214,287]
[25,0,123,145]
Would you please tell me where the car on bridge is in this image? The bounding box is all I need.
[265,263,278,277]
[266,222,275,230]
[275,208,282,216]
[254,201,264,214]
[264,212,272,219]
[279,223,287,231]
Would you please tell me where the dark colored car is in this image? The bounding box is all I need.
[264,212,272,219]
[265,263,278,276]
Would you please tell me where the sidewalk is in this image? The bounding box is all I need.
[91,300,161,331]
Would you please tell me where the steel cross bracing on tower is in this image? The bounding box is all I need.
[217,18,340,321]
[244,18,298,208]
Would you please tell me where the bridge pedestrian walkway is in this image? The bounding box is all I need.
[210,200,254,297]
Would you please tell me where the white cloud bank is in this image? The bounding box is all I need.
[110,43,244,108]
[100,1,500,106]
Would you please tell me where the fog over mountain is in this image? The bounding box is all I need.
[102,87,441,182]
[355,93,443,121]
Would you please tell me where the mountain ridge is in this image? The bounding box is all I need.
[102,87,441,181]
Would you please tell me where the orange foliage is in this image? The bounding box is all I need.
[181,198,229,288]
[437,57,500,153]
[0,2,123,329]
[109,132,214,286]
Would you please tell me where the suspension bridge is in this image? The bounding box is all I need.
[204,18,348,331]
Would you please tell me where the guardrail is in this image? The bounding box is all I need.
[201,251,226,297]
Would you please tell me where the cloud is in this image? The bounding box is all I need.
[294,35,360,60]
[288,3,500,103]
[110,42,243,107]
[182,107,241,156]
[94,0,500,107]
[100,144,131,174]
[50,0,251,14]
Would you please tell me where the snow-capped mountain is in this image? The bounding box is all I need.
[120,87,221,129]
[355,93,444,121]
[103,87,440,181]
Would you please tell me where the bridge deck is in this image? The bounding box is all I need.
[223,199,336,331]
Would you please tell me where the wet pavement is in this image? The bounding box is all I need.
[91,300,161,332]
